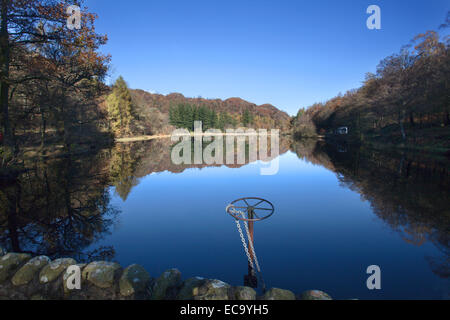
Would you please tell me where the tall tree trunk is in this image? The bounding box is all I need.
[60,94,71,153]
[0,0,11,146]
[40,111,46,150]
[399,109,406,141]
[409,112,415,127]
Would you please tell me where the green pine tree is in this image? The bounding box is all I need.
[242,109,252,127]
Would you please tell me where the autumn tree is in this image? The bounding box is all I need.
[1,0,110,155]
[107,76,136,137]
[294,16,449,149]
[1,1,74,147]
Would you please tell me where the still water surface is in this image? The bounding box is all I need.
[1,139,449,299]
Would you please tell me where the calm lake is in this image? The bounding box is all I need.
[1,138,449,300]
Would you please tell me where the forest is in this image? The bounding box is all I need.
[169,104,254,131]
[293,19,450,154]
[0,0,111,175]
[105,77,281,135]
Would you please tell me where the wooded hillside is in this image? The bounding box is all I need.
[293,21,450,154]
[128,89,292,134]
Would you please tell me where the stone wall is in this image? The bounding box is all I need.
[0,247,332,301]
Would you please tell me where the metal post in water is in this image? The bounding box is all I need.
[244,207,258,288]
[227,197,274,293]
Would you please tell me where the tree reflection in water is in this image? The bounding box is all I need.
[292,139,450,279]
[0,137,290,260]
[0,152,118,262]
[1,138,448,280]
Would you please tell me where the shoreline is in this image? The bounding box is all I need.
[116,132,283,143]
[293,136,450,158]
[0,248,332,301]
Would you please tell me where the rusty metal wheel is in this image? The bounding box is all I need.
[226,197,275,222]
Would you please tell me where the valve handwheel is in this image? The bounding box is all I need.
[226,197,275,222]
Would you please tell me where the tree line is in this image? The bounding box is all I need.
[169,103,248,131]
[293,17,449,151]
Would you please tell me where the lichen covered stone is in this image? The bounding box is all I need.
[119,264,151,297]
[39,258,76,284]
[82,261,121,289]
[12,256,50,286]
[262,288,296,300]
[193,279,231,300]
[0,253,31,283]
[231,286,257,300]
[301,290,333,300]
[151,268,181,300]
[177,277,208,300]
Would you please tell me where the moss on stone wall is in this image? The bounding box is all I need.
[0,247,332,301]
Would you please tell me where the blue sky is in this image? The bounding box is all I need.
[86,0,448,115]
